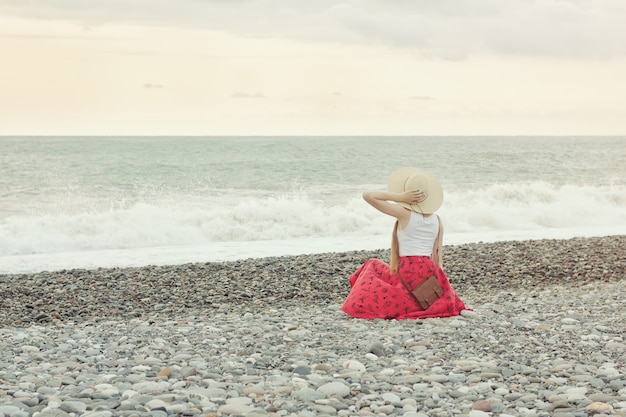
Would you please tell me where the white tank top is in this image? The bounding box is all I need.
[397,211,439,257]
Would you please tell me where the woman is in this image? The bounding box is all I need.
[341,168,469,320]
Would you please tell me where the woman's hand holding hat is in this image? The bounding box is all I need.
[400,190,426,206]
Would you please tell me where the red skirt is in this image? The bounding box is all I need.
[341,256,469,320]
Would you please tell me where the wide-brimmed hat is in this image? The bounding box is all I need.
[387,167,443,213]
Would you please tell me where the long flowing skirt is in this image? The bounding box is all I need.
[341,256,469,320]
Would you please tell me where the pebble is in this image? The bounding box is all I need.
[0,236,624,417]
[317,382,351,398]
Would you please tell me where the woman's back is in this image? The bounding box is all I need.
[397,212,439,257]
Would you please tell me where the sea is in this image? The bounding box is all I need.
[1,136,624,274]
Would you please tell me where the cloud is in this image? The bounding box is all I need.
[144,83,164,89]
[326,1,626,59]
[0,0,625,59]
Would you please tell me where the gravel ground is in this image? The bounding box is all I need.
[0,235,624,417]
[0,235,623,327]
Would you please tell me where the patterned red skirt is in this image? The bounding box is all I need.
[341,256,469,320]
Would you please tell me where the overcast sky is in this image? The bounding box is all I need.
[1,0,625,135]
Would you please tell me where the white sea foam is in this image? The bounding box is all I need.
[1,182,624,273]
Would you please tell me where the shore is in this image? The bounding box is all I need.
[1,235,623,328]
[1,235,625,417]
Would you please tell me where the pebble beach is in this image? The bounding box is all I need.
[1,235,624,417]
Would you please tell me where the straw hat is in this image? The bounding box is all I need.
[387,167,443,213]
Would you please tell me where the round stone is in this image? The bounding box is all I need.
[217,404,255,415]
[317,381,350,398]
[343,360,366,372]
[585,402,614,414]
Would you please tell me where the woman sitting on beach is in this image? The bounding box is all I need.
[341,168,469,320]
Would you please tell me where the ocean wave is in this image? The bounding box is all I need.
[1,182,625,257]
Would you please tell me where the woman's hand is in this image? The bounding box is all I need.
[399,190,425,205]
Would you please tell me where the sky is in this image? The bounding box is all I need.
[1,0,625,136]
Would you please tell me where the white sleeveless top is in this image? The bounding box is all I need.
[397,211,439,257]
